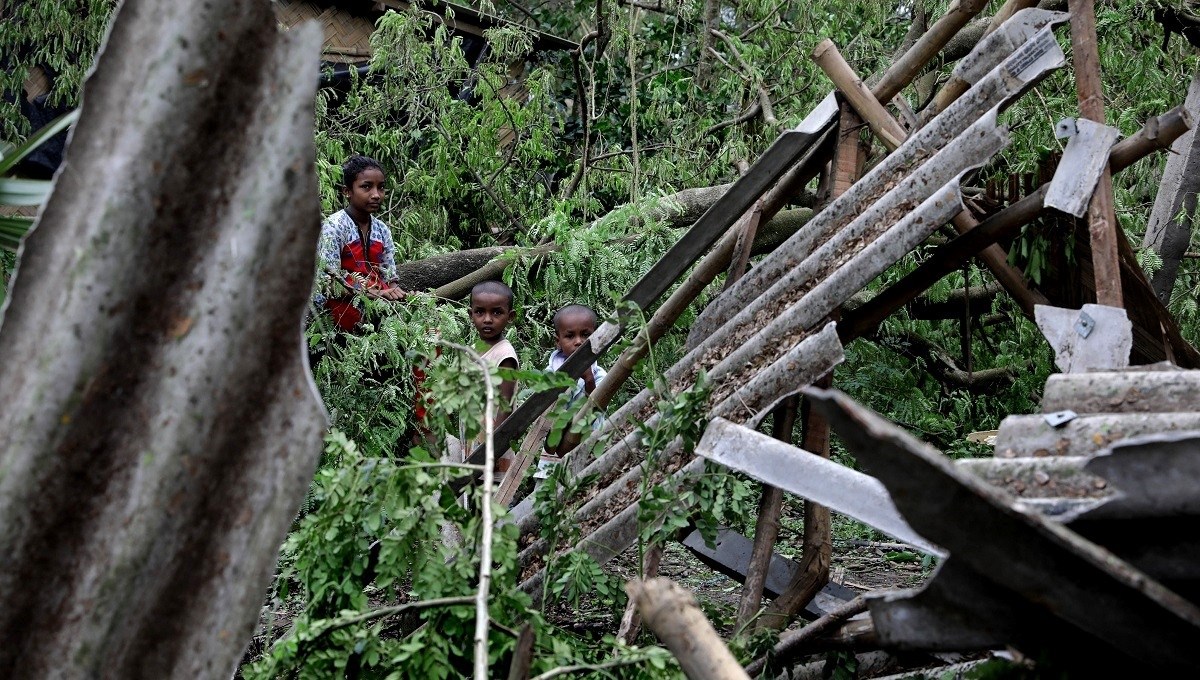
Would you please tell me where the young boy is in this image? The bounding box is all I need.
[469,281,519,469]
[544,304,606,456]
[317,154,405,330]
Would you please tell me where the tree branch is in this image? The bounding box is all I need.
[560,0,611,201]
[907,281,1005,320]
[745,596,867,677]
[884,328,1027,392]
[614,0,678,13]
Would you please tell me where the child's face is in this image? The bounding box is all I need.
[470,292,514,344]
[342,167,386,216]
[554,312,596,358]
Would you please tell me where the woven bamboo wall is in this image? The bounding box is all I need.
[23,66,51,101]
[275,0,375,63]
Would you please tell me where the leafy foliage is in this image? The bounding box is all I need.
[6,0,1200,676]
[0,0,113,140]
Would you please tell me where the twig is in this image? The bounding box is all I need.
[710,29,756,76]
[615,0,677,11]
[432,120,523,237]
[303,596,476,644]
[628,5,642,204]
[745,596,867,677]
[529,655,657,680]
[703,101,763,137]
[710,29,781,130]
[438,340,497,679]
[740,0,788,39]
[561,50,592,200]
[705,46,750,82]
[634,61,696,85]
[560,0,610,201]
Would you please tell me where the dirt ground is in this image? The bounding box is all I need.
[546,504,933,640]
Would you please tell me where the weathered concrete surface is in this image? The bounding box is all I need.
[1041,369,1200,413]
[994,413,1200,458]
[0,1,325,677]
[1143,70,1200,304]
[956,456,1110,499]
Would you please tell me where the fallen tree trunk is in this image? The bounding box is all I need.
[410,206,814,297]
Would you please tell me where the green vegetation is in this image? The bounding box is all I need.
[3,0,1199,677]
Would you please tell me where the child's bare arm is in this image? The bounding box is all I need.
[495,357,518,427]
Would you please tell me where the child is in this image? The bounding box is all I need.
[544,304,606,456]
[469,280,519,469]
[317,154,405,330]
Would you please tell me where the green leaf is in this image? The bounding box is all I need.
[0,215,35,252]
[0,177,53,206]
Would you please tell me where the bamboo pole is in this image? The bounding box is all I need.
[813,40,908,151]
[628,578,751,680]
[1069,0,1122,307]
[871,0,990,104]
[925,0,1040,121]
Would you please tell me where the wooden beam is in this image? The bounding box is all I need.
[1069,0,1123,307]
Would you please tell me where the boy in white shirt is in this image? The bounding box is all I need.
[544,304,606,456]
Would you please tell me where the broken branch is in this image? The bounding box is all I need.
[745,596,868,677]
[628,578,750,680]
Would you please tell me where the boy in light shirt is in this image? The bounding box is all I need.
[543,304,606,457]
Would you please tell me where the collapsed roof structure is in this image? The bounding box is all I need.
[475,2,1200,676]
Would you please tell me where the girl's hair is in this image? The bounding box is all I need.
[342,154,384,187]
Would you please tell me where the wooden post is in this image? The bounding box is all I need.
[1069,0,1123,308]
[734,397,797,630]
[749,105,857,632]
[755,376,834,632]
